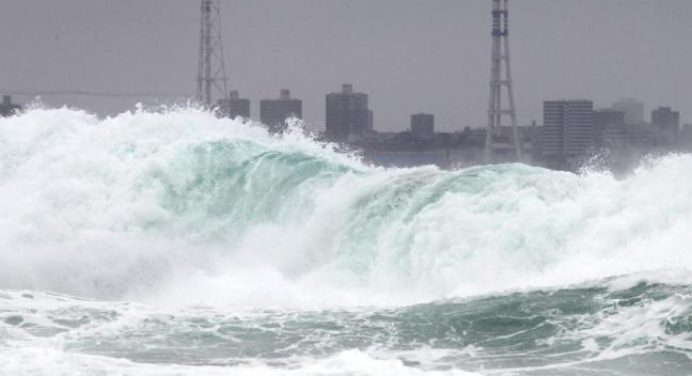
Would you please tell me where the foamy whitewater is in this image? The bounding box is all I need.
[0,107,691,375]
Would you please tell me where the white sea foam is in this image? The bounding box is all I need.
[1,107,692,310]
[0,348,482,376]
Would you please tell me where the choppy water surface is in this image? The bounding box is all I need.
[0,108,691,375]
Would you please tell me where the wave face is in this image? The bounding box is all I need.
[1,107,692,375]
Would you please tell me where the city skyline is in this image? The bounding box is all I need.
[1,0,691,131]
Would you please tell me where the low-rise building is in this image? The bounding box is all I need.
[217,90,251,119]
[410,113,434,140]
[260,89,302,133]
[0,95,22,117]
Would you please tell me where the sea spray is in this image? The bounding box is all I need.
[1,107,692,375]
[1,107,692,308]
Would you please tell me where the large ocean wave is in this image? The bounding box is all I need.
[1,107,692,309]
[2,107,692,375]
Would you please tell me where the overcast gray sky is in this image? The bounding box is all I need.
[1,0,691,131]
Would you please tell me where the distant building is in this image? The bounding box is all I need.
[217,90,250,119]
[626,123,656,147]
[651,106,680,132]
[563,100,595,157]
[540,101,566,160]
[681,124,692,150]
[651,106,680,146]
[260,89,302,132]
[593,108,626,147]
[325,84,372,141]
[0,95,22,117]
[612,98,644,124]
[368,110,374,133]
[540,100,594,165]
[410,113,434,140]
[594,109,625,128]
[466,128,488,147]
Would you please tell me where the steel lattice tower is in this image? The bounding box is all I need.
[196,0,229,107]
[485,0,522,162]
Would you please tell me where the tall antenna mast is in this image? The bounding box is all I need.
[485,0,522,162]
[196,0,229,107]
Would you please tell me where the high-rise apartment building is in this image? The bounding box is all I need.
[540,100,595,161]
[217,90,250,119]
[564,100,595,156]
[325,84,372,141]
[540,101,566,158]
[260,89,302,132]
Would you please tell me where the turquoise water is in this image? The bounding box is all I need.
[0,108,691,375]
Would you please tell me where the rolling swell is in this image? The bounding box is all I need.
[1,280,691,374]
[0,108,691,308]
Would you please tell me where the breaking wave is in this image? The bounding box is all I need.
[2,107,692,375]
[1,107,692,308]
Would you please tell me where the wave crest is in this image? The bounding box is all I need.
[0,107,691,308]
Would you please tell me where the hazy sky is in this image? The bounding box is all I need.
[2,0,692,132]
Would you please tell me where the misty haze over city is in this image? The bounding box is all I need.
[2,0,691,131]
[2,2,692,375]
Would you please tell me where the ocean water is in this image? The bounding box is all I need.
[0,107,691,375]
